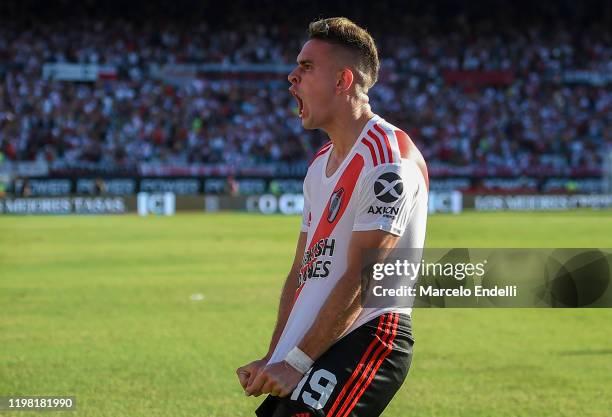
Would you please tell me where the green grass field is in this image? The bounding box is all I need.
[1,211,612,417]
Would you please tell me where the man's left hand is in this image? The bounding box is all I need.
[244,361,304,397]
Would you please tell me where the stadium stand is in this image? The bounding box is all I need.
[0,0,610,181]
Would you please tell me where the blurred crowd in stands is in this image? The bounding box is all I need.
[0,9,611,175]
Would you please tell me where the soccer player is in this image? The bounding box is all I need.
[237,17,428,417]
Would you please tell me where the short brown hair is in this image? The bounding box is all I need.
[308,17,379,92]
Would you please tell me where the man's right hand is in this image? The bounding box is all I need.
[236,358,269,391]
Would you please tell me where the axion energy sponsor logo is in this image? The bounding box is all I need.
[374,172,403,203]
[367,206,399,216]
[367,172,404,219]
[299,238,336,284]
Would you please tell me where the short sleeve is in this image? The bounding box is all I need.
[352,163,417,236]
[300,178,311,232]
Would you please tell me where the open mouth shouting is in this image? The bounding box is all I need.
[290,88,305,119]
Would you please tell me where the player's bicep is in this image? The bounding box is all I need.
[345,230,400,276]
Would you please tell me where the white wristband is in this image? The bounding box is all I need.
[284,347,314,374]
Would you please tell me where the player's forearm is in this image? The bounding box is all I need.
[296,267,362,361]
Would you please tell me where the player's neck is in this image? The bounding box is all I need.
[326,106,375,157]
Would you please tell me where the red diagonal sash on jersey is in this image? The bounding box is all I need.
[294,153,365,302]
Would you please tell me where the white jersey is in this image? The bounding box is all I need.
[268,114,428,365]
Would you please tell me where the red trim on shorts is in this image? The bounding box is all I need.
[331,313,398,417]
[338,313,400,417]
[326,313,393,417]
